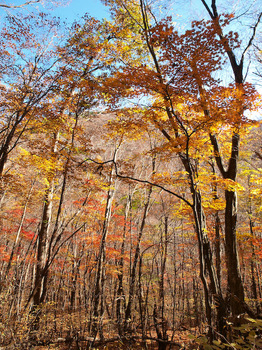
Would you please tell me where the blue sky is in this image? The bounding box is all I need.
[51,0,110,22]
[0,0,110,23]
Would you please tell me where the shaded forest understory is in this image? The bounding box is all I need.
[0,0,262,349]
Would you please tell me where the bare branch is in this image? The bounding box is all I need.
[209,133,226,178]
[240,12,262,67]
[255,151,262,161]
[211,0,218,18]
[200,0,215,19]
[82,157,193,207]
[114,166,193,208]
[0,0,40,9]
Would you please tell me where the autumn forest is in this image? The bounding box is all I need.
[0,0,262,349]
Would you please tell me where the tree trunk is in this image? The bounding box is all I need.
[200,0,261,316]
[225,189,245,314]
[29,133,59,338]
[90,147,119,345]
[116,193,130,337]
[124,184,153,333]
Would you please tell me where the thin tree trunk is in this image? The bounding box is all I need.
[3,178,36,285]
[154,215,169,350]
[124,183,153,333]
[116,192,130,336]
[90,147,119,345]
[29,133,59,337]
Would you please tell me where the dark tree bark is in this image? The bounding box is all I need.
[201,0,261,316]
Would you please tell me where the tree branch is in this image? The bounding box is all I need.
[211,0,218,18]
[200,0,215,19]
[0,0,40,9]
[113,160,193,208]
[240,12,262,68]
[209,133,226,178]
[81,157,193,207]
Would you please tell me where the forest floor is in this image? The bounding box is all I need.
[0,330,196,350]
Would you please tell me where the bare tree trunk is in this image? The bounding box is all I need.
[2,178,36,288]
[90,147,119,345]
[249,218,261,314]
[138,254,148,349]
[29,133,59,337]
[200,0,261,316]
[124,180,153,334]
[116,192,131,337]
[153,215,169,350]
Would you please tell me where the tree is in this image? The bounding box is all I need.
[0,1,261,348]
[0,12,64,204]
[101,0,261,334]
[25,14,119,337]
[199,0,261,316]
